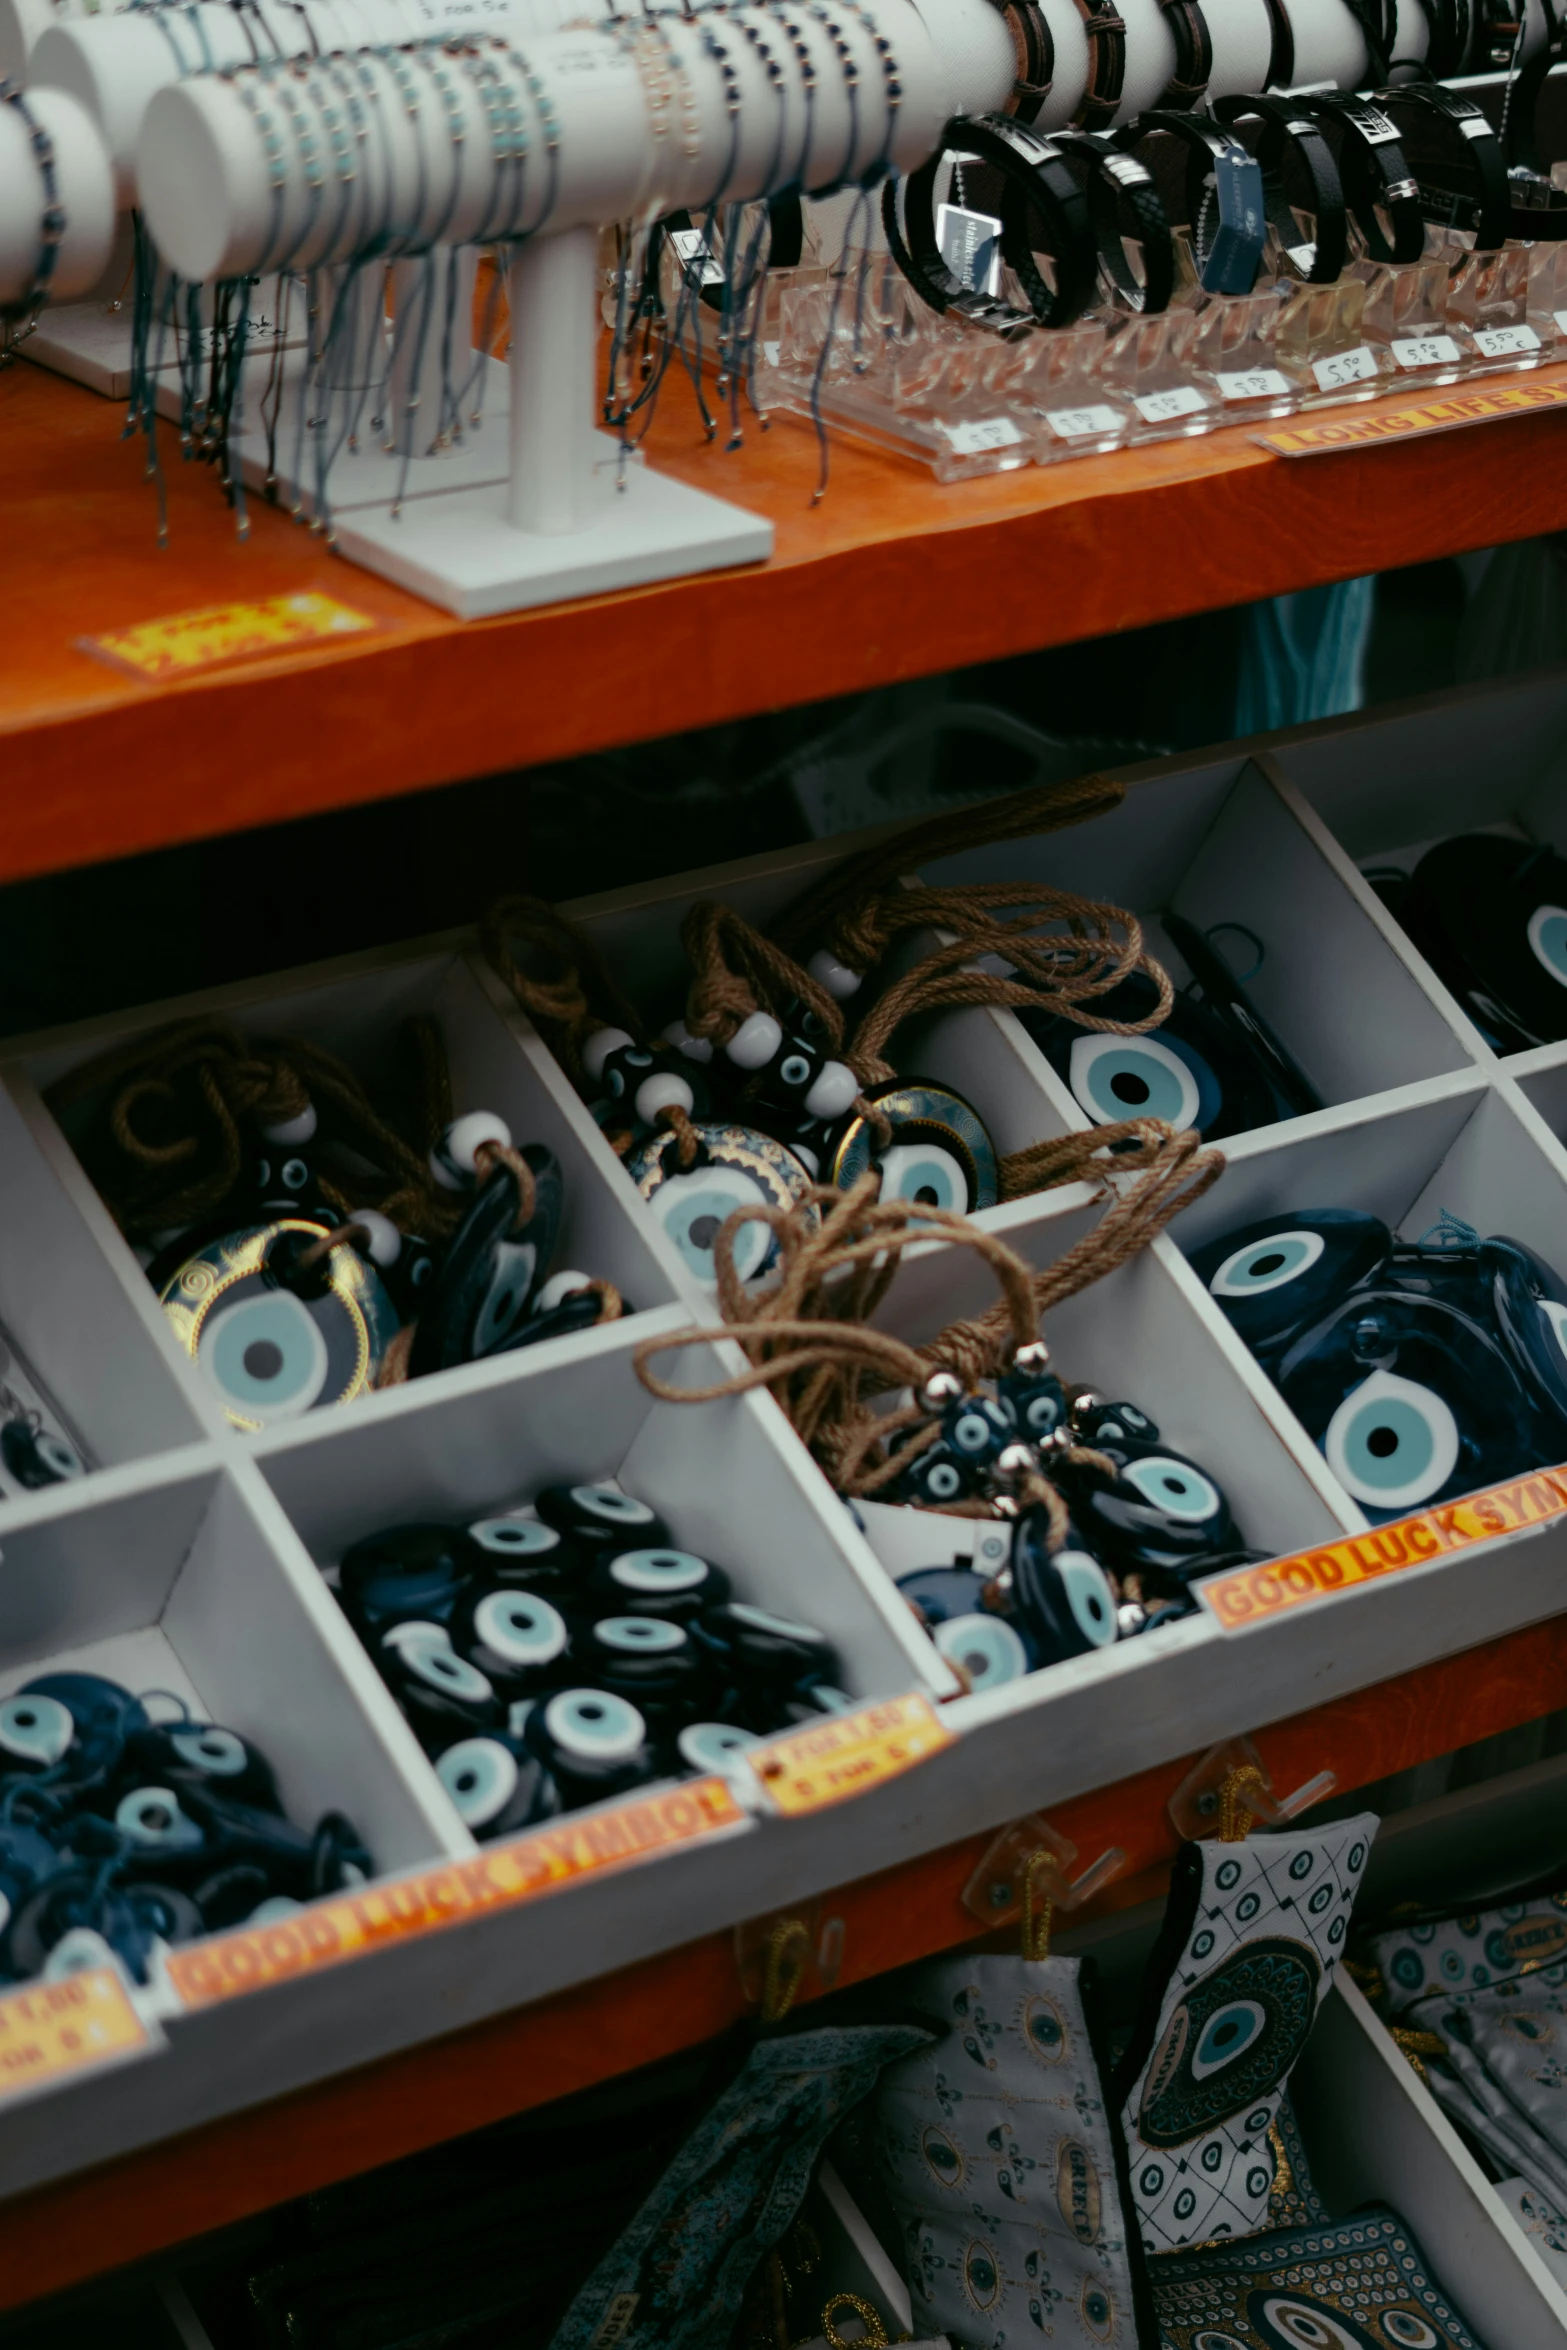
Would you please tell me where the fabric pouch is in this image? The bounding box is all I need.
[1113,1815,1377,2253]
[1370,1881,1567,2015]
[1149,2204,1486,2349]
[873,1951,1156,2348]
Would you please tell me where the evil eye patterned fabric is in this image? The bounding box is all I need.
[1400,1957,1567,2211]
[546,2021,933,2350]
[1114,1818,1376,2253]
[1371,1884,1567,2015]
[1493,2176,1567,2294]
[1149,2207,1483,2350]
[874,1955,1153,2350]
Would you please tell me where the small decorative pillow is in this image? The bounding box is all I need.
[1371,1882,1567,2014]
[1150,2206,1485,2349]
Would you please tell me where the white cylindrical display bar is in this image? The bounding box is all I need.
[1203,0,1276,100]
[0,83,113,309]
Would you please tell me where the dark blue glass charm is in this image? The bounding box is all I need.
[826,1080,1000,1213]
[410,1144,563,1374]
[1055,1441,1247,1583]
[451,1587,571,1699]
[1402,834,1567,1052]
[338,1523,475,1640]
[895,1564,1038,1693]
[1009,1513,1120,1661]
[523,1686,655,1803]
[1189,1209,1392,1364]
[535,1483,670,1555]
[434,1732,561,1840]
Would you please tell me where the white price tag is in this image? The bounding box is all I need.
[1215,367,1293,402]
[1044,403,1122,440]
[1132,384,1208,425]
[1390,333,1461,369]
[1473,323,1541,359]
[938,416,1025,455]
[1556,310,1567,338]
[761,341,781,367]
[668,228,723,288]
[1311,345,1379,392]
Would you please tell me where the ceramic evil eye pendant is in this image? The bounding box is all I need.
[1189,1210,1391,1365]
[626,1121,817,1293]
[895,1565,1038,1694]
[117,1721,281,1814]
[1008,1515,1120,1662]
[827,1080,999,1214]
[1056,1440,1247,1583]
[0,1416,85,1490]
[376,1621,505,1747]
[450,1586,571,1699]
[434,1731,561,1840]
[410,1143,564,1375]
[1019,971,1279,1142]
[1401,834,1567,1052]
[0,1673,149,1787]
[535,1482,670,1556]
[523,1686,655,1803]
[159,1217,400,1431]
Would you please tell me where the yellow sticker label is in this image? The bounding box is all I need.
[167,1777,745,2011]
[1199,1463,1567,1630]
[749,1692,953,1815]
[86,591,378,681]
[0,1969,153,2104]
[1259,377,1567,458]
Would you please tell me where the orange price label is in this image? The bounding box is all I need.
[85,591,378,681]
[0,1968,155,2106]
[1200,1463,1567,1632]
[167,1776,745,2012]
[750,1692,954,1816]
[1258,376,1567,458]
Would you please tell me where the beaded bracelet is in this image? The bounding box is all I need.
[0,80,65,347]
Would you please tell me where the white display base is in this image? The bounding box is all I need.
[333,456,774,617]
[24,293,302,400]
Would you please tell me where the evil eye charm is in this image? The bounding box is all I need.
[466,1513,577,1591]
[589,1547,731,1621]
[523,1686,655,1805]
[1072,1397,1159,1449]
[377,1621,504,1746]
[338,1523,477,1640]
[0,1691,76,1774]
[1190,1210,1391,1363]
[896,1563,1003,1629]
[828,1081,999,1214]
[1482,1234,1567,1436]
[409,1145,564,1375]
[114,1786,210,1870]
[999,1359,1069,1441]
[6,1871,202,1986]
[534,1483,670,1555]
[746,1031,860,1126]
[159,1218,400,1431]
[0,1419,85,1491]
[434,1732,561,1839]
[940,1390,1016,1468]
[1323,1371,1461,1513]
[675,1720,762,1783]
[1402,835,1567,1052]
[931,1611,1034,1692]
[243,1143,327,1222]
[1019,971,1277,1142]
[1054,1444,1246,1582]
[452,1587,571,1698]
[119,1721,281,1814]
[626,1121,817,1293]
[893,1437,981,1508]
[581,1616,707,1715]
[8,1674,149,1785]
[695,1601,837,1687]
[1010,1513,1119,1662]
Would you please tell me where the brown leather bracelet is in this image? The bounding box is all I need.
[1157,0,1212,107]
[1070,0,1128,131]
[995,0,1055,123]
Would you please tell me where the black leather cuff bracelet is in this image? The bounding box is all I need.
[1214,91,1348,284]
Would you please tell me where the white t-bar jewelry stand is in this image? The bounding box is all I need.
[137,0,1015,617]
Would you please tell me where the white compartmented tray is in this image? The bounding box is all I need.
[3,672,1567,2200]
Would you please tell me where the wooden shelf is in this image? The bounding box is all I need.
[3,353,1566,885]
[2,1610,1563,2317]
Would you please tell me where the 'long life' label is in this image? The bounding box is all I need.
[1200,1463,1567,1631]
[167,1776,745,2011]
[1258,376,1567,457]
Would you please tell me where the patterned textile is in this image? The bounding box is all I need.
[1114,1818,1377,2253]
[1493,2175,1567,2292]
[1405,1958,1567,2208]
[548,2021,933,2350]
[1263,2095,1328,2233]
[1150,2206,1485,2350]
[1371,1885,1567,2015]
[874,1953,1155,2348]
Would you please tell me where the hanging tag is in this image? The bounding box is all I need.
[960,1813,1124,1928]
[935,202,1003,295]
[1166,1734,1336,1842]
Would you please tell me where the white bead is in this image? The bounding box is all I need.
[808,949,863,1001]
[725,1011,782,1070]
[535,1269,592,1312]
[350,1208,402,1268]
[430,1111,512,1189]
[803,1060,858,1120]
[663,1019,714,1066]
[260,1103,318,1146]
[634,1070,695,1124]
[582,1027,635,1084]
[792,1142,821,1179]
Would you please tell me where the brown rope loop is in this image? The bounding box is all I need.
[657,1101,702,1171]
[480,896,643,1087]
[473,1139,537,1231]
[374,1322,417,1388]
[294,1220,369,1274]
[679,901,844,1050]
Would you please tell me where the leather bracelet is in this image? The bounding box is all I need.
[1157,0,1213,108]
[1213,92,1347,285]
[886,113,1095,328]
[1340,0,1395,77]
[1406,0,1471,76]
[993,0,1055,124]
[1044,127,1174,312]
[1299,91,1425,265]
[0,79,65,337]
[1115,109,1265,296]
[1260,0,1294,91]
[1380,79,1511,251]
[656,197,804,315]
[1471,0,1526,67]
[1068,0,1128,132]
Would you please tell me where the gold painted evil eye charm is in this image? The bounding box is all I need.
[159,1218,400,1430]
[827,1080,999,1212]
[625,1122,817,1291]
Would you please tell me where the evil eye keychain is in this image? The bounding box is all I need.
[1400,834,1567,1052]
[827,1080,1000,1213]
[625,1119,817,1293]
[0,1336,88,1495]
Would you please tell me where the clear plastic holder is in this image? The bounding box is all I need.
[1351,236,1478,390]
[1094,302,1214,442]
[1446,239,1549,374]
[986,316,1133,461]
[1274,274,1394,408]
[1526,239,1567,359]
[1184,282,1307,424]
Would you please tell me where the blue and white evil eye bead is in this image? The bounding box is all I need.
[468,1516,567,1570]
[1323,1371,1461,1513]
[627,1122,816,1293]
[535,1483,669,1552]
[115,1787,206,1854]
[1528,904,1567,988]
[1067,1030,1214,1134]
[435,1734,558,1837]
[0,1421,84,1490]
[1188,1210,1391,1361]
[199,1288,328,1424]
[942,1392,1016,1464]
[827,1081,999,1214]
[379,1623,501,1736]
[0,1691,73,1771]
[677,1720,761,1779]
[524,1687,653,1798]
[596,1548,730,1620]
[1121,1454,1224,1524]
[932,1612,1032,1692]
[456,1589,570,1692]
[162,1220,399,1430]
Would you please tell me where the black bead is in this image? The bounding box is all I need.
[450,1586,572,1699]
[522,1686,656,1807]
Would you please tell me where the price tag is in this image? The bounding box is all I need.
[749,1693,954,1815]
[87,592,379,683]
[1044,403,1122,440]
[938,416,1025,455]
[1556,310,1567,338]
[761,340,781,367]
[1214,367,1293,402]
[168,1777,746,2010]
[1312,345,1380,392]
[668,228,724,289]
[1473,323,1542,359]
[1391,333,1462,369]
[935,201,1003,296]
[1132,384,1208,425]
[1201,1461,1567,1629]
[0,1970,157,2107]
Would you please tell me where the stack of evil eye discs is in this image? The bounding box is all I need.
[336,1482,852,1838]
[0,1673,372,1988]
